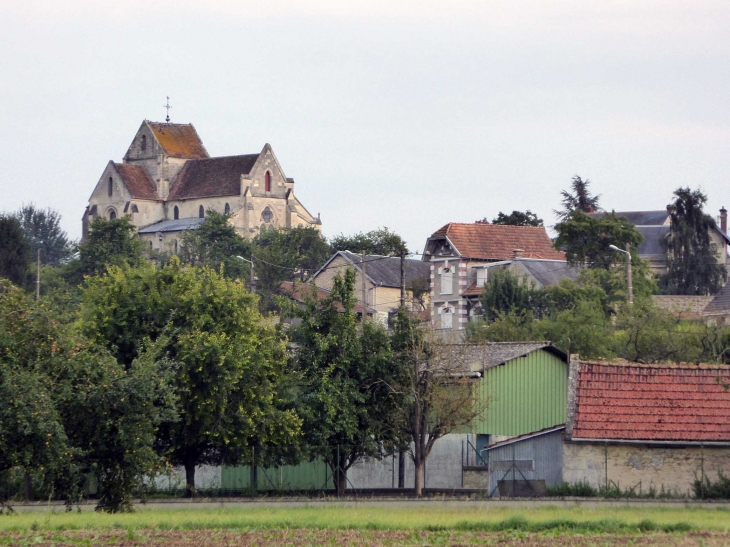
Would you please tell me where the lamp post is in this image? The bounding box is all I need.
[608,244,633,305]
[235,255,256,294]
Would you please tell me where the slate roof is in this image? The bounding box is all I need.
[147,122,209,159]
[588,210,670,226]
[320,251,431,288]
[514,258,580,286]
[429,223,565,261]
[138,218,204,234]
[485,342,567,369]
[168,154,259,200]
[703,284,730,315]
[636,226,670,256]
[571,362,730,443]
[279,281,377,314]
[115,163,159,200]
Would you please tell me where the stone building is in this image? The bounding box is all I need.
[83,121,321,252]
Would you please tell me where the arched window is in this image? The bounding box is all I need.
[199,205,205,218]
[109,210,116,220]
[141,135,147,151]
[108,177,113,197]
[174,206,179,220]
[265,171,271,192]
[224,203,230,215]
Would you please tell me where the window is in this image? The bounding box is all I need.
[108,177,113,197]
[224,203,230,215]
[261,207,273,223]
[109,210,116,220]
[265,171,271,192]
[141,135,147,151]
[440,306,453,329]
[174,239,178,254]
[174,206,179,220]
[440,266,453,295]
[199,205,204,218]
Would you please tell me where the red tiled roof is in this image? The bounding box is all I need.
[462,283,483,296]
[279,281,376,315]
[572,362,730,443]
[430,223,565,261]
[168,155,259,200]
[115,163,159,200]
[147,122,209,159]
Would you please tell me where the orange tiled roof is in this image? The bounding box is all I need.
[430,223,565,261]
[572,362,730,442]
[147,122,209,159]
[115,163,159,200]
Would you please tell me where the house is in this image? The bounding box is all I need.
[701,284,730,324]
[563,358,730,495]
[83,120,321,252]
[310,251,431,324]
[278,280,377,320]
[587,208,730,276]
[422,222,568,330]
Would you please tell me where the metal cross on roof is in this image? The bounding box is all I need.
[163,96,172,122]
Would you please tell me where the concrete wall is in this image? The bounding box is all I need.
[153,465,221,492]
[563,442,730,496]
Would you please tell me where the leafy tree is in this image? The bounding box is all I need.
[80,258,300,495]
[489,210,543,227]
[330,227,408,256]
[555,175,601,219]
[14,204,73,266]
[554,211,644,270]
[480,268,540,321]
[0,215,31,288]
[294,270,397,495]
[179,210,252,282]
[660,188,727,295]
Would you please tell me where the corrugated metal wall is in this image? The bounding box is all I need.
[485,430,564,495]
[221,460,329,491]
[475,350,567,436]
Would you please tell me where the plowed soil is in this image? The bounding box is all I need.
[1,530,728,546]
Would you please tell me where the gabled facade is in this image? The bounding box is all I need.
[83,121,322,251]
[422,222,566,331]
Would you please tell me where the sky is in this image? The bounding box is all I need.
[1,0,729,253]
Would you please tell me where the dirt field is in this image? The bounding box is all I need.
[1,530,729,546]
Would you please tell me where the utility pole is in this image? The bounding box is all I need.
[608,244,633,305]
[400,251,406,308]
[235,256,255,294]
[361,251,367,319]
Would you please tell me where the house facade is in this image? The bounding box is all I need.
[83,121,321,252]
[422,222,567,331]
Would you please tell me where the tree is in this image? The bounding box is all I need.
[480,269,540,321]
[14,204,73,266]
[660,188,727,295]
[0,215,31,289]
[391,311,487,496]
[554,211,644,270]
[489,210,543,227]
[555,175,601,219]
[330,227,408,256]
[294,270,398,495]
[80,258,300,496]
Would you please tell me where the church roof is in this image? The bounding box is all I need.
[428,223,565,261]
[168,154,259,200]
[138,218,205,234]
[147,122,209,160]
[114,163,159,200]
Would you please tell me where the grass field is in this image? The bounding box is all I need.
[1,504,730,545]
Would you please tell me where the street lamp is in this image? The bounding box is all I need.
[235,255,256,294]
[608,244,633,305]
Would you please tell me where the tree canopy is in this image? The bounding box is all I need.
[0,215,31,289]
[330,227,408,256]
[489,210,543,227]
[555,175,601,219]
[14,204,73,266]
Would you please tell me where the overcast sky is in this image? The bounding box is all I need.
[1,0,729,253]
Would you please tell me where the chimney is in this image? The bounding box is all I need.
[721,207,727,234]
[512,249,524,259]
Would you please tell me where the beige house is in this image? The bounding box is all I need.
[83,120,321,252]
[310,251,431,324]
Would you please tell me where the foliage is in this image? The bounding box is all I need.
[0,280,173,512]
[554,175,601,219]
[694,471,730,499]
[489,210,543,227]
[660,187,727,295]
[479,269,540,321]
[0,214,32,289]
[293,270,398,495]
[14,204,74,266]
[554,211,644,270]
[80,258,300,495]
[330,227,408,256]
[179,210,252,282]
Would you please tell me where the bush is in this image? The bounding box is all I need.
[693,471,730,499]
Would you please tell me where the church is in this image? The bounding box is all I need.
[83,120,322,252]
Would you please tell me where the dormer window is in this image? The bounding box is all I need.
[199,205,205,218]
[141,135,147,151]
[265,171,271,192]
[108,177,113,197]
[174,206,179,220]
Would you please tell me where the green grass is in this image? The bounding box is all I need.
[0,504,728,535]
